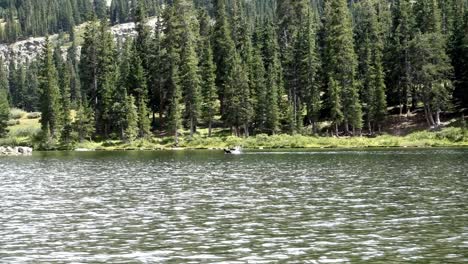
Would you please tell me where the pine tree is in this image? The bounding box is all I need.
[323,0,362,134]
[128,48,151,138]
[386,0,414,114]
[167,56,182,145]
[213,0,236,117]
[328,77,344,135]
[39,37,62,140]
[450,1,468,108]
[24,62,39,112]
[262,21,281,134]
[0,58,8,95]
[80,16,100,112]
[354,0,387,133]
[148,16,165,128]
[125,95,139,142]
[411,0,453,127]
[296,7,321,134]
[96,20,117,137]
[74,101,95,142]
[0,89,9,138]
[178,0,201,137]
[68,28,82,106]
[199,17,218,137]
[251,45,268,133]
[60,63,73,146]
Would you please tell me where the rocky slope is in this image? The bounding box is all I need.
[0,17,159,66]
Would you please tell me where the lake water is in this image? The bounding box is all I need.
[0,148,467,263]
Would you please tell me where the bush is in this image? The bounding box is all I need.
[9,108,27,119]
[6,119,20,126]
[435,127,465,142]
[9,126,41,138]
[26,112,41,119]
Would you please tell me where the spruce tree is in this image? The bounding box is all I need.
[178,1,202,137]
[125,95,139,142]
[60,63,73,146]
[0,89,9,138]
[251,45,268,133]
[386,0,414,114]
[262,21,281,134]
[199,23,218,137]
[128,49,151,138]
[354,0,387,133]
[96,20,117,137]
[0,58,8,95]
[167,57,183,145]
[296,8,321,134]
[213,0,236,117]
[411,0,453,127]
[38,37,62,140]
[323,0,362,134]
[450,1,468,108]
[80,16,100,111]
[68,28,82,106]
[74,101,95,142]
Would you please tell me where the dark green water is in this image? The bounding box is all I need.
[0,148,467,263]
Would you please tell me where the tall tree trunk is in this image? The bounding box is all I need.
[244,123,249,137]
[434,109,441,127]
[189,116,194,137]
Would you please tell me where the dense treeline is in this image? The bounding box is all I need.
[1,0,468,146]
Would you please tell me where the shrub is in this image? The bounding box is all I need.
[26,112,41,119]
[6,119,20,126]
[9,126,41,138]
[435,127,464,142]
[9,108,27,119]
[0,137,21,146]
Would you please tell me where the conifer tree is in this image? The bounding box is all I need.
[323,0,362,134]
[39,37,62,140]
[178,0,202,137]
[80,16,100,111]
[68,28,82,106]
[251,45,268,133]
[411,0,453,127]
[450,1,468,108]
[128,48,151,138]
[125,95,139,142]
[24,62,39,112]
[199,17,218,137]
[296,7,321,134]
[96,20,117,137]
[0,58,8,95]
[74,101,95,142]
[386,0,414,114]
[355,0,387,133]
[167,56,182,145]
[0,89,9,138]
[262,21,281,134]
[213,0,236,116]
[60,63,73,146]
[149,16,165,127]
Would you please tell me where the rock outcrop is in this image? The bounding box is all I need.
[0,146,33,156]
[0,17,159,67]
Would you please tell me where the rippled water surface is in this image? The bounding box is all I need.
[0,148,467,263]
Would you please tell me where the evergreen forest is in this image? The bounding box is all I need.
[1,0,468,148]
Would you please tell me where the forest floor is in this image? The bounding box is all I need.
[1,108,467,150]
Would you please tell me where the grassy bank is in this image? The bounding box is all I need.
[1,109,467,150]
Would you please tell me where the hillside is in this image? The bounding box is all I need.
[0,17,159,66]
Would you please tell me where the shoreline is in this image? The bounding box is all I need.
[2,127,467,152]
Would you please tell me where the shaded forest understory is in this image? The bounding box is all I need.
[1,0,468,150]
